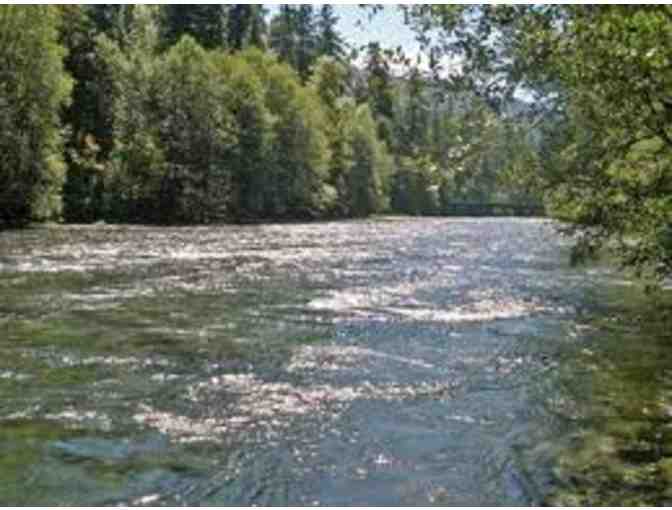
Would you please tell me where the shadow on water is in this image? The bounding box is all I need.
[1,218,671,505]
[532,284,672,506]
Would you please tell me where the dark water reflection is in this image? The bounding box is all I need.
[0,218,669,505]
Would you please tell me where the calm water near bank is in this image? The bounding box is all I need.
[1,218,671,505]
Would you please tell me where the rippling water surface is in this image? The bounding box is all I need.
[1,218,670,505]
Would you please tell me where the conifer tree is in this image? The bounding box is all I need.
[316,5,346,61]
[363,42,395,145]
[227,5,267,51]
[269,6,296,68]
[294,5,317,81]
[270,5,319,82]
[161,5,227,49]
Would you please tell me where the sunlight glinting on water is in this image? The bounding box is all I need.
[129,368,457,445]
[287,345,435,372]
[2,218,608,505]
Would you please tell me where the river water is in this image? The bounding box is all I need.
[1,218,671,505]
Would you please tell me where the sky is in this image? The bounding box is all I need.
[265,5,455,74]
[266,5,422,55]
[326,6,420,53]
[329,6,462,75]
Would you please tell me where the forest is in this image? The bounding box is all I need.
[1,5,671,279]
[0,5,538,226]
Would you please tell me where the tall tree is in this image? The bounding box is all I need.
[155,37,238,223]
[88,5,128,42]
[227,5,267,51]
[59,5,116,222]
[294,5,317,81]
[219,49,272,218]
[270,5,318,82]
[316,5,346,61]
[311,57,356,215]
[97,5,166,221]
[247,5,268,50]
[161,5,227,49]
[363,42,395,145]
[244,50,332,217]
[397,66,430,156]
[269,6,296,69]
[100,7,243,223]
[347,105,390,216]
[0,6,73,225]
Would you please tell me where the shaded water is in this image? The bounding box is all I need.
[1,218,671,505]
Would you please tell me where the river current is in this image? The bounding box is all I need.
[1,218,671,505]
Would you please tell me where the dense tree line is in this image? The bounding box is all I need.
[0,5,539,227]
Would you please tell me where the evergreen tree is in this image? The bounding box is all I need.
[88,5,128,42]
[294,5,317,81]
[363,42,395,145]
[227,5,267,51]
[401,67,430,155]
[269,6,296,68]
[248,6,268,50]
[161,5,227,49]
[316,5,346,61]
[270,5,318,82]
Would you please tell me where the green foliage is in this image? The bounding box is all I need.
[160,5,227,50]
[310,57,355,215]
[398,6,672,274]
[97,6,165,221]
[58,5,116,222]
[154,37,238,223]
[396,67,430,156]
[311,58,391,217]
[316,5,347,62]
[444,6,672,277]
[310,57,351,112]
[347,105,391,216]
[0,4,550,228]
[0,6,73,224]
[269,6,296,71]
[259,56,331,216]
[99,22,339,223]
[218,49,272,218]
[227,5,267,51]
[269,5,319,83]
[294,5,318,82]
[391,155,438,216]
[100,9,242,223]
[363,42,396,145]
[547,7,672,278]
[377,61,533,215]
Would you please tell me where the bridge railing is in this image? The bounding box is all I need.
[441,202,546,217]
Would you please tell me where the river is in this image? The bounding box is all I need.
[1,217,671,505]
